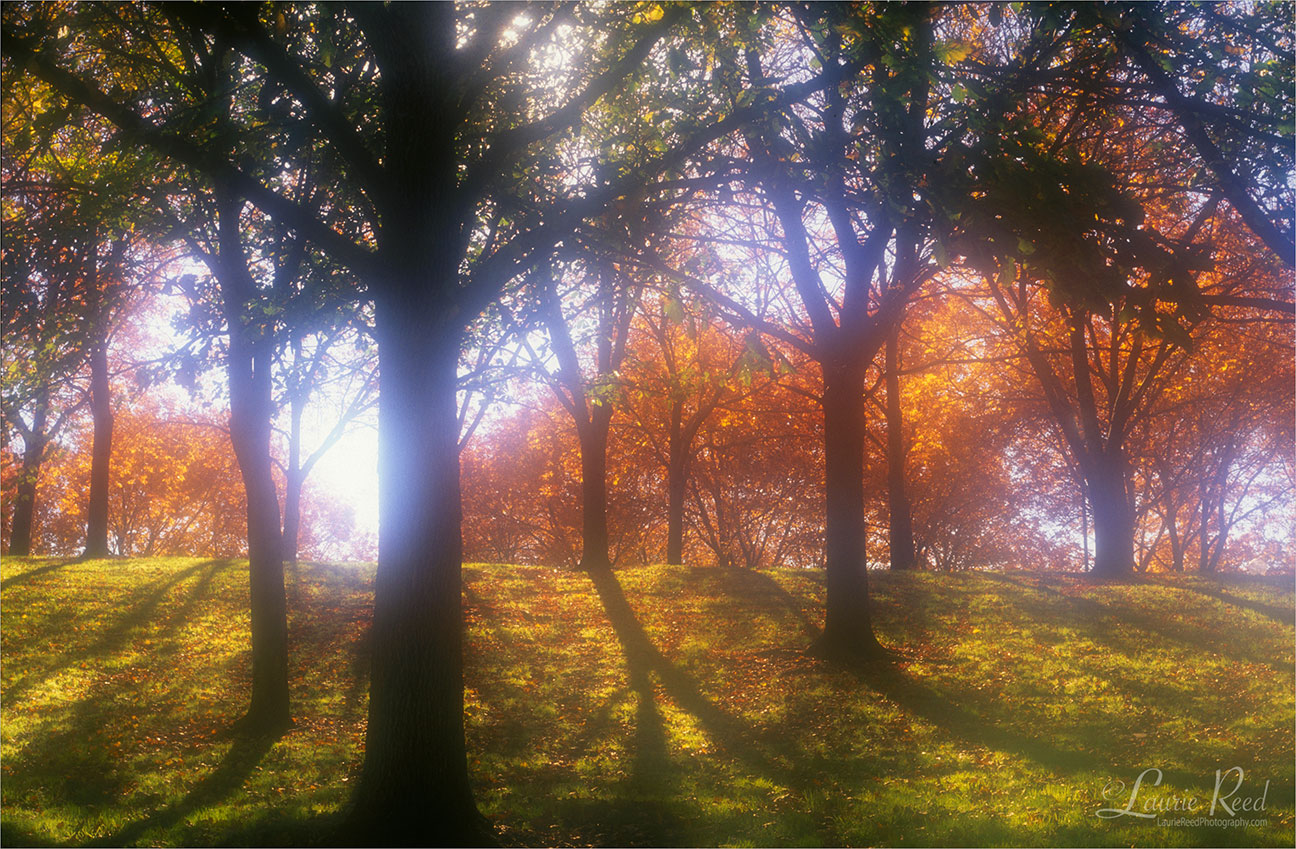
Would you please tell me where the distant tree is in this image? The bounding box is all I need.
[0,180,89,556]
[619,282,779,565]
[529,253,637,571]
[33,396,248,557]
[0,153,151,557]
[271,273,377,565]
[671,3,951,660]
[882,323,917,570]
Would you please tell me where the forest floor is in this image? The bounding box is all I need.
[0,556,1292,847]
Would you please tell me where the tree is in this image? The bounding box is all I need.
[674,3,947,660]
[27,394,248,557]
[529,253,637,572]
[882,322,917,570]
[0,190,86,555]
[617,277,780,565]
[939,7,1291,574]
[1135,220,1295,573]
[273,269,377,565]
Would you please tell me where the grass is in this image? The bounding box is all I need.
[1,556,1292,847]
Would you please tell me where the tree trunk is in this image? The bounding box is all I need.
[884,325,916,570]
[83,338,114,558]
[82,232,113,560]
[1080,478,1090,571]
[1087,451,1135,578]
[346,285,486,844]
[9,430,45,557]
[1167,513,1184,572]
[814,361,884,661]
[282,392,305,564]
[665,400,686,565]
[216,192,291,734]
[283,468,302,565]
[579,405,614,572]
[227,357,292,731]
[1198,456,1232,574]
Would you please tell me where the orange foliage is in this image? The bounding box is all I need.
[2,389,373,560]
[15,395,248,556]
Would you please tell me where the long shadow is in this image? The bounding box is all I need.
[88,730,282,848]
[288,563,372,718]
[1158,579,1296,626]
[869,575,1294,799]
[584,567,796,785]
[849,660,1265,801]
[607,629,678,845]
[980,572,1288,668]
[737,568,822,642]
[582,569,1170,844]
[463,582,637,780]
[152,559,226,643]
[1,558,77,592]
[573,567,767,846]
[82,559,228,660]
[0,820,61,847]
[5,559,228,703]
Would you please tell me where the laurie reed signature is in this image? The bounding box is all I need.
[1097,767,1271,820]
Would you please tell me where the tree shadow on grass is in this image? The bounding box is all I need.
[1153,578,1296,626]
[0,558,77,592]
[286,562,373,718]
[566,567,817,845]
[980,572,1289,669]
[87,730,283,848]
[849,577,1296,810]
[586,567,796,775]
[726,567,823,642]
[0,820,62,848]
[850,659,1240,802]
[5,559,230,704]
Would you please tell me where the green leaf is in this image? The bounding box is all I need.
[933,240,950,268]
[998,256,1017,285]
[664,295,685,324]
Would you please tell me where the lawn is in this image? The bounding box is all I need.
[1,556,1292,847]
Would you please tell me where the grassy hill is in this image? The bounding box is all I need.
[1,556,1292,847]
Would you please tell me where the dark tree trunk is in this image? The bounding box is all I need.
[579,405,614,571]
[215,193,291,734]
[884,325,916,570]
[1167,514,1184,572]
[1198,455,1232,574]
[82,233,113,559]
[343,8,489,836]
[1198,487,1212,573]
[83,338,114,558]
[1086,451,1135,578]
[227,367,291,731]
[665,400,687,565]
[814,361,885,661]
[9,427,46,557]
[347,284,486,844]
[1205,530,1225,574]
